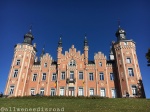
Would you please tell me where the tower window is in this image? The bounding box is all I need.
[16,60,20,65]
[42,73,46,80]
[32,74,37,81]
[128,68,134,77]
[131,85,137,95]
[9,86,15,95]
[52,73,57,81]
[100,72,104,80]
[124,42,128,45]
[110,73,114,81]
[89,73,94,81]
[126,58,131,63]
[13,69,18,78]
[44,63,47,67]
[61,72,65,80]
[69,60,76,66]
[99,62,102,67]
[79,72,83,80]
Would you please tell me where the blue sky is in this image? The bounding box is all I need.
[0,0,150,98]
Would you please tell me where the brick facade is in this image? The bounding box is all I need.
[4,26,145,98]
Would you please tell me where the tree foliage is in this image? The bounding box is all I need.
[146,48,150,66]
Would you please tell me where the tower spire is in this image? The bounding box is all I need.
[118,19,120,28]
[58,35,62,47]
[84,34,88,46]
[41,44,45,57]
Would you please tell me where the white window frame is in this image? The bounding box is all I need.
[99,62,102,67]
[61,72,65,80]
[111,88,117,98]
[60,87,65,96]
[78,88,84,96]
[89,88,94,96]
[70,71,74,79]
[52,73,57,81]
[30,88,35,95]
[42,73,46,80]
[44,63,47,67]
[100,88,106,97]
[50,88,56,96]
[126,58,131,63]
[131,85,137,95]
[110,73,114,81]
[16,59,20,65]
[13,69,18,78]
[69,60,76,66]
[79,72,83,80]
[128,68,134,77]
[40,88,44,96]
[9,86,15,95]
[89,73,94,81]
[100,72,104,80]
[32,74,37,81]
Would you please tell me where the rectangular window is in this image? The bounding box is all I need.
[111,89,117,98]
[9,86,14,95]
[99,62,102,67]
[52,73,57,81]
[78,88,83,96]
[79,72,83,80]
[60,87,65,96]
[100,72,104,80]
[132,85,137,95]
[44,63,47,67]
[13,69,18,78]
[30,88,35,95]
[42,73,46,80]
[126,58,131,63]
[110,73,114,81]
[32,74,37,81]
[100,88,106,97]
[89,73,94,81]
[128,68,134,76]
[61,72,65,80]
[16,60,20,65]
[50,88,56,96]
[89,89,94,96]
[40,88,44,96]
[70,71,74,79]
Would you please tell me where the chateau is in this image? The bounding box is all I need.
[4,26,145,98]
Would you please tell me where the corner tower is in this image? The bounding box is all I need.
[4,28,37,96]
[112,26,145,98]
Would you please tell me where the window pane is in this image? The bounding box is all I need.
[100,73,104,80]
[79,72,83,80]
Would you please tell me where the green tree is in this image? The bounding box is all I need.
[146,48,150,66]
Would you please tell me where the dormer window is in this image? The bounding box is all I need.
[69,60,76,66]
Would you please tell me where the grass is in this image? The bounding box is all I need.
[0,96,150,112]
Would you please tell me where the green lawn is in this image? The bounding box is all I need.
[0,97,150,112]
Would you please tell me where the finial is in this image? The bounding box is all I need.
[84,33,87,39]
[118,19,120,28]
[29,25,32,33]
[41,44,45,57]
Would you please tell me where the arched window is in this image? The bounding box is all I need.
[69,60,76,66]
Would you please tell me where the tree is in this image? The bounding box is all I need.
[146,48,150,66]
